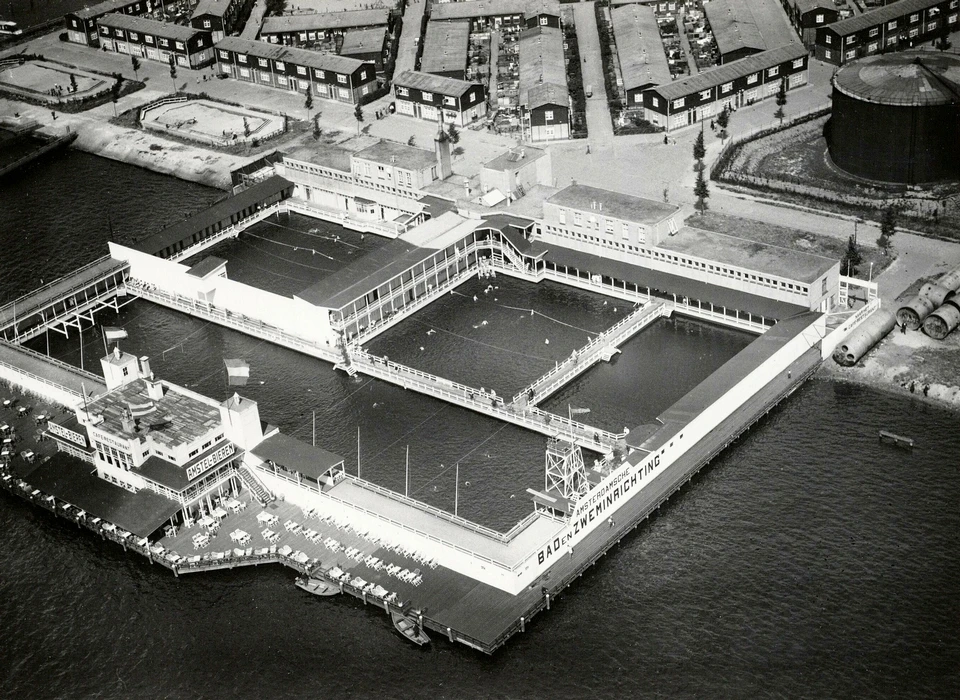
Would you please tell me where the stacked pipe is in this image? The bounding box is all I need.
[921,264,960,340]
[833,308,897,366]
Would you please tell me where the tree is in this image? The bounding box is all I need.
[130,54,141,81]
[446,122,460,144]
[168,54,178,94]
[243,117,251,138]
[354,102,364,135]
[313,116,322,141]
[694,166,709,214]
[69,73,78,92]
[452,145,465,160]
[407,135,416,146]
[110,72,123,117]
[775,77,787,124]
[935,24,952,51]
[692,128,705,163]
[304,85,313,120]
[878,205,898,256]
[841,234,863,276]
[716,104,729,130]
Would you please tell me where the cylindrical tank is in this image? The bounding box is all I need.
[922,300,960,340]
[938,266,960,293]
[918,282,953,307]
[827,52,960,184]
[897,295,937,330]
[833,308,896,366]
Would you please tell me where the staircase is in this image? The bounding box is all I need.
[238,466,274,506]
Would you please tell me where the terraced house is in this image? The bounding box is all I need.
[64,0,149,47]
[814,0,959,65]
[190,0,255,43]
[97,14,215,68]
[642,44,808,130]
[215,37,377,103]
[392,71,487,127]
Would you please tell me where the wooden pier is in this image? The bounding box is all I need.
[878,430,914,449]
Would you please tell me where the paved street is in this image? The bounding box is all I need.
[395,0,427,75]
[572,1,614,145]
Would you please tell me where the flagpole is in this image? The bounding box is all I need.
[79,323,84,371]
[357,426,361,479]
[101,326,108,358]
[312,410,316,447]
[405,445,409,498]
[454,462,459,517]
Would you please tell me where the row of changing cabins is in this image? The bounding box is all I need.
[833,264,960,367]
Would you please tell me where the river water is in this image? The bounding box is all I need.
[0,151,957,698]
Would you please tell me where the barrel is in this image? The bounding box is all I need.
[896,295,937,330]
[918,282,952,307]
[922,300,960,340]
[937,265,960,293]
[833,308,896,366]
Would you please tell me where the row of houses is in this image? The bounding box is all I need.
[517,25,570,142]
[257,8,390,46]
[97,13,216,69]
[419,20,472,80]
[611,3,672,109]
[814,0,959,65]
[431,0,561,31]
[392,70,488,127]
[642,43,808,130]
[702,0,800,64]
[65,0,253,46]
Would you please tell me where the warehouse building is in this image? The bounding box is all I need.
[814,0,959,65]
[215,37,377,104]
[518,25,570,141]
[642,43,808,130]
[420,20,471,80]
[190,0,255,43]
[393,70,487,127]
[64,0,149,47]
[611,4,672,109]
[97,14,215,68]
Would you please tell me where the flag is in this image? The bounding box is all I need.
[103,326,128,341]
[569,406,591,415]
[128,400,156,417]
[224,358,250,386]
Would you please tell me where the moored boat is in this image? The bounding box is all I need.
[391,610,430,646]
[295,575,339,596]
[0,21,22,36]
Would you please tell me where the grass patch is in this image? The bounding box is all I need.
[686,211,893,281]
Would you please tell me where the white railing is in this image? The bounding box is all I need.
[283,199,404,238]
[512,302,666,404]
[167,203,283,262]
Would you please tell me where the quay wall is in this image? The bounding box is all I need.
[109,243,330,346]
[69,122,238,190]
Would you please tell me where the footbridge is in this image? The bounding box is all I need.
[0,256,131,343]
[340,349,626,453]
[512,301,668,407]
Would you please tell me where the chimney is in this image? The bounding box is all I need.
[138,355,151,378]
[121,410,136,434]
[144,376,164,401]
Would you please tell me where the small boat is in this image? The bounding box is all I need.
[0,21,22,36]
[391,610,430,646]
[295,575,340,596]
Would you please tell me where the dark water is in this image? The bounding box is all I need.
[1,152,959,698]
[1,0,105,28]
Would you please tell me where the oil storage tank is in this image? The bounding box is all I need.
[833,308,896,366]
[828,52,960,184]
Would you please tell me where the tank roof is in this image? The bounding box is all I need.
[832,52,960,107]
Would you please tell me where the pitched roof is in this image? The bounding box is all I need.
[650,43,807,101]
[431,0,560,20]
[421,20,470,75]
[339,26,388,56]
[518,25,568,109]
[704,0,766,56]
[393,70,480,97]
[216,36,370,74]
[72,0,143,20]
[99,13,203,41]
[260,8,389,34]
[822,0,943,36]
[191,0,233,19]
[611,4,672,92]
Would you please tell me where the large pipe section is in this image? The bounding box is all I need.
[897,294,937,330]
[937,265,960,293]
[922,299,960,340]
[833,308,897,366]
[918,282,953,307]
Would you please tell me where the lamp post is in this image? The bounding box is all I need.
[869,261,874,283]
